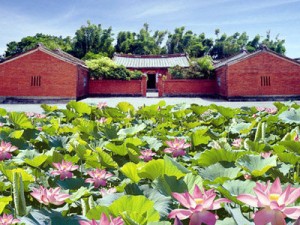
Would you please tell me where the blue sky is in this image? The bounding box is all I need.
[1,0,300,58]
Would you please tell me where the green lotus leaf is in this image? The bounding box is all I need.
[229,122,252,134]
[216,218,238,225]
[66,101,91,115]
[109,195,160,224]
[41,104,58,113]
[138,159,164,180]
[105,142,128,156]
[24,154,48,168]
[222,180,256,196]
[153,175,187,196]
[278,141,300,155]
[197,149,247,167]
[95,147,118,168]
[0,196,12,214]
[86,206,110,220]
[65,187,90,203]
[164,155,190,179]
[198,162,241,183]
[117,123,146,137]
[142,136,163,150]
[273,145,300,165]
[9,112,34,129]
[212,104,240,118]
[183,173,203,192]
[3,168,34,183]
[0,108,7,116]
[279,108,300,124]
[9,130,24,139]
[117,102,135,113]
[236,155,277,176]
[192,128,211,146]
[120,162,141,183]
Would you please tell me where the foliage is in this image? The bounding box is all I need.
[72,20,115,59]
[166,27,213,58]
[5,33,72,58]
[168,56,214,79]
[0,101,300,224]
[2,22,287,60]
[85,57,143,80]
[115,23,167,55]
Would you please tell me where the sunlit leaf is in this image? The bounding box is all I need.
[109,195,160,224]
[236,155,277,176]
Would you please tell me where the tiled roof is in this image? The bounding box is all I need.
[113,53,190,68]
[213,50,248,69]
[214,47,300,69]
[51,48,86,67]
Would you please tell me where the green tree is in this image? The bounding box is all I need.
[115,23,167,55]
[166,27,213,57]
[72,21,114,59]
[5,33,72,58]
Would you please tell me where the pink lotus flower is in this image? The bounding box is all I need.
[100,187,117,197]
[169,185,230,225]
[164,138,191,157]
[97,102,107,109]
[79,213,123,225]
[294,134,299,142]
[51,160,79,180]
[139,149,156,162]
[256,107,266,112]
[85,169,113,188]
[0,141,18,161]
[232,138,243,148]
[243,174,252,180]
[237,178,300,225]
[31,186,70,205]
[265,108,277,114]
[97,117,107,124]
[0,214,20,225]
[260,151,272,159]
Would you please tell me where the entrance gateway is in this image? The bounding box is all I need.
[147,73,156,90]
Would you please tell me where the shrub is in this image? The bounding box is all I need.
[86,57,143,80]
[130,70,144,80]
[168,65,185,79]
[168,56,214,79]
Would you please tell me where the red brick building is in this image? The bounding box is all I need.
[214,47,300,99]
[0,44,89,102]
[113,53,189,90]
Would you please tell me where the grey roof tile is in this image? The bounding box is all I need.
[113,53,190,68]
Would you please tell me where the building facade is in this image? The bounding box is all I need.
[0,44,89,102]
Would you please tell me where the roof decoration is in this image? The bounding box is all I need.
[113,53,190,68]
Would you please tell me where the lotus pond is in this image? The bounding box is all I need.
[0,101,299,225]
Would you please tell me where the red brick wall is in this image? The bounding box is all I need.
[77,66,89,98]
[215,66,228,97]
[158,78,216,96]
[0,49,78,98]
[88,76,147,96]
[225,52,300,97]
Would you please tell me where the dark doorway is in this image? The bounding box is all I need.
[147,74,156,89]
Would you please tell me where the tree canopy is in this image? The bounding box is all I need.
[2,21,286,60]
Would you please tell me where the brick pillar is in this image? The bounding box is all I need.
[157,75,163,97]
[141,75,147,97]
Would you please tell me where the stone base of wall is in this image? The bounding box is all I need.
[0,96,76,104]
